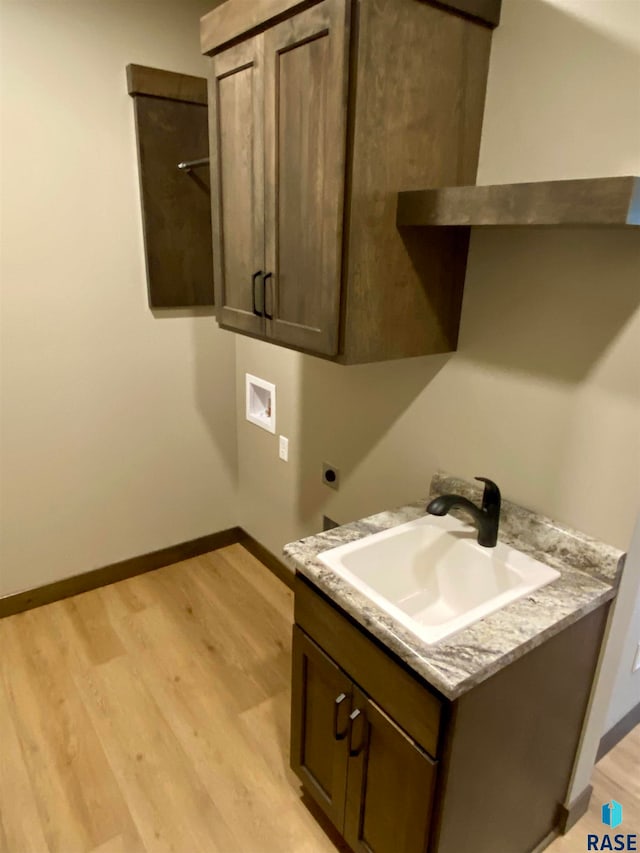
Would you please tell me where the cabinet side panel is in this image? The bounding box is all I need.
[342,0,492,363]
[433,605,610,853]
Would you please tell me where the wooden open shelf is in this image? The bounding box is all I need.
[397,176,640,228]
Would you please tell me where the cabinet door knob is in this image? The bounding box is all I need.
[348,708,367,757]
[263,272,273,320]
[333,692,349,741]
[252,271,264,317]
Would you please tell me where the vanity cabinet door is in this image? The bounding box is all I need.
[209,35,266,336]
[344,688,438,853]
[263,0,350,356]
[291,626,352,831]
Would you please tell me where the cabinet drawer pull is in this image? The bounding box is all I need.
[333,692,349,741]
[252,271,264,317]
[263,272,273,320]
[348,708,367,757]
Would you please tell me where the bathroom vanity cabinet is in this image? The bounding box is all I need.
[291,574,609,853]
[201,0,499,362]
[292,624,438,853]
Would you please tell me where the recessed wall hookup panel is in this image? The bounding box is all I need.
[245,374,276,434]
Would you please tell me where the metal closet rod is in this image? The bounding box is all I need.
[177,157,210,172]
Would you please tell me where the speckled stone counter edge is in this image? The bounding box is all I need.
[283,472,624,701]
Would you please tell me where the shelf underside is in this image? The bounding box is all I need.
[397,176,640,228]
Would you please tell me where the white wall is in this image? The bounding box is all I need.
[569,516,640,803]
[1,0,638,647]
[234,0,640,559]
[0,0,238,597]
[607,557,640,729]
[230,0,640,798]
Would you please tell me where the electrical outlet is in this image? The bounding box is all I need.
[279,435,289,462]
[322,463,340,490]
[633,642,640,674]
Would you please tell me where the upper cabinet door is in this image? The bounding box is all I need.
[210,36,265,335]
[263,0,350,356]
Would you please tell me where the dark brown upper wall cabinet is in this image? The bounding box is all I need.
[202,0,499,362]
[209,0,348,354]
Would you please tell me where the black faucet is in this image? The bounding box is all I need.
[426,477,501,548]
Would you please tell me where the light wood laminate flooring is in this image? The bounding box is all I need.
[0,544,637,852]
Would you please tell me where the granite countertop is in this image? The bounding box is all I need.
[283,473,625,701]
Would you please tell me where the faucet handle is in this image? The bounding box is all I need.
[474,477,501,512]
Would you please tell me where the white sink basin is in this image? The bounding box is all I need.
[317,513,561,645]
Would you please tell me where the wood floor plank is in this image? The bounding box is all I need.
[100,570,314,851]
[1,543,636,853]
[197,548,292,650]
[545,723,639,852]
[60,592,127,667]
[199,549,293,659]
[128,646,301,851]
[87,835,126,853]
[238,690,293,788]
[131,556,290,713]
[216,543,294,622]
[596,724,640,801]
[0,627,51,853]
[94,583,156,660]
[97,574,241,715]
[75,656,241,853]
[1,611,143,853]
[108,580,147,616]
